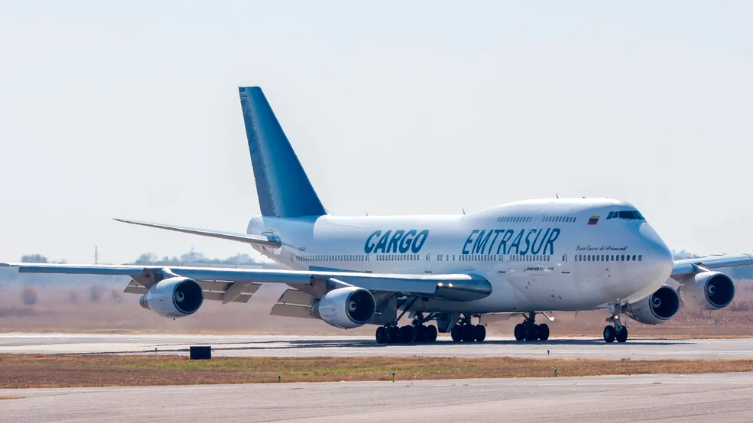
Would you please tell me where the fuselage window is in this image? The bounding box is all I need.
[632,255,636,261]
[638,255,642,261]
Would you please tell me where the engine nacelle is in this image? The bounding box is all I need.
[310,287,376,329]
[624,284,680,325]
[139,277,204,318]
[678,271,735,311]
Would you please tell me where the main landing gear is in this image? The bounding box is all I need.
[449,314,486,342]
[375,313,438,344]
[603,305,628,343]
[514,311,550,342]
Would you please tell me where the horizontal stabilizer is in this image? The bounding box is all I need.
[113,218,281,248]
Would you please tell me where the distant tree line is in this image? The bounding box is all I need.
[132,251,262,266]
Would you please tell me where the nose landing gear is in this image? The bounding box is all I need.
[603,305,629,343]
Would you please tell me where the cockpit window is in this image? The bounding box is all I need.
[607,210,645,220]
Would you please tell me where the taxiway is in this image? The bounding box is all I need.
[1,373,752,422]
[2,333,753,360]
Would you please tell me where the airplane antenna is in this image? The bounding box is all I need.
[556,193,559,199]
[462,208,466,215]
[94,246,98,265]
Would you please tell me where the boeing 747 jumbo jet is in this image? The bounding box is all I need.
[5,87,753,343]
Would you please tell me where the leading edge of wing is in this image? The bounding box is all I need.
[113,218,281,248]
[672,253,753,278]
[1,263,491,301]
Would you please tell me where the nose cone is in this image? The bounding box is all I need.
[637,222,674,293]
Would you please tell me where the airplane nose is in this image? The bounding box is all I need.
[639,223,674,285]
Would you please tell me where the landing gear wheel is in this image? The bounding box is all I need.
[462,325,476,342]
[375,326,386,344]
[525,324,539,341]
[514,323,525,341]
[425,325,438,342]
[616,327,628,343]
[400,325,414,343]
[603,325,616,343]
[537,323,550,341]
[386,326,399,344]
[412,325,423,343]
[450,326,462,342]
[473,324,486,342]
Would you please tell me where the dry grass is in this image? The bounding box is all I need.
[0,397,24,400]
[1,354,753,389]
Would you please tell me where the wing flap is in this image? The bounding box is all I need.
[270,303,316,319]
[122,278,260,303]
[278,289,316,306]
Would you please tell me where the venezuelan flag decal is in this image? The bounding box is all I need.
[587,215,600,225]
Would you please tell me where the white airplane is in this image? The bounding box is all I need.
[5,87,752,343]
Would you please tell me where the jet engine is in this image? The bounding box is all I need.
[139,277,204,318]
[624,284,680,325]
[310,287,376,329]
[678,271,735,311]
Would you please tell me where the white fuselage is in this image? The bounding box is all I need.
[248,198,674,313]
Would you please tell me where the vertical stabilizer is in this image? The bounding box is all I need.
[239,87,327,218]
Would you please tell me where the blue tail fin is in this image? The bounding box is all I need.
[239,87,327,218]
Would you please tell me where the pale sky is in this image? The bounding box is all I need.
[0,1,751,264]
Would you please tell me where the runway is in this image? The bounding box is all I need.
[3,333,753,360]
[1,373,752,422]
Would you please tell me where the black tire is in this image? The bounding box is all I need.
[386,326,398,344]
[450,326,462,342]
[375,326,386,344]
[603,326,616,343]
[400,325,414,343]
[525,324,539,341]
[412,325,423,343]
[462,325,476,342]
[616,327,628,343]
[425,325,438,342]
[473,324,486,342]
[514,323,525,341]
[538,323,550,341]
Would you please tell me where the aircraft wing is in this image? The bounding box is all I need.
[112,218,281,248]
[672,254,753,279]
[1,263,491,302]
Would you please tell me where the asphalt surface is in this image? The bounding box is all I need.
[2,373,752,422]
[2,333,753,360]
